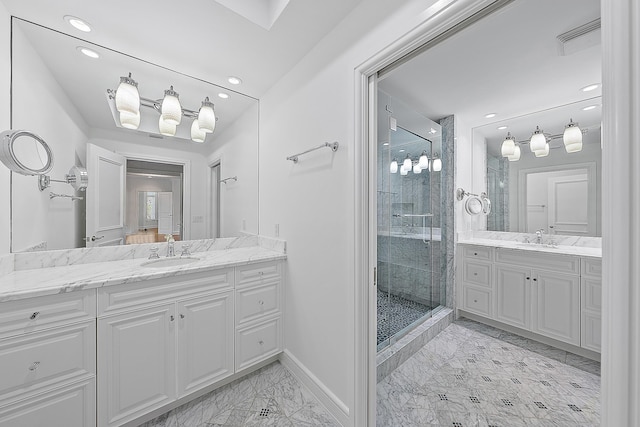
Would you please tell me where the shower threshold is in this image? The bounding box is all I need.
[377,290,433,349]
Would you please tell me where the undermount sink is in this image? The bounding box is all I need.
[141,257,200,268]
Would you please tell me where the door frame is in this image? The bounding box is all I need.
[208,159,222,238]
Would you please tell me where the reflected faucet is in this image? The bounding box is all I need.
[166,234,176,257]
[535,229,544,244]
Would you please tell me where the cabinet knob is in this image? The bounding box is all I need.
[533,278,538,282]
[474,299,478,303]
[30,312,40,320]
[258,300,264,306]
[180,314,185,319]
[473,273,478,276]
[28,361,40,371]
[170,315,175,322]
[258,340,264,345]
[526,277,530,280]
[258,271,264,276]
[474,252,478,256]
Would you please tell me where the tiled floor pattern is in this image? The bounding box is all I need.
[138,361,340,427]
[377,289,432,345]
[377,319,601,426]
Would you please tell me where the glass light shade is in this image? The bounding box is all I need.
[507,145,521,162]
[402,156,412,170]
[563,120,583,152]
[389,159,398,173]
[413,163,421,174]
[190,119,206,143]
[158,116,176,136]
[119,111,140,130]
[501,133,515,156]
[418,152,429,168]
[115,74,139,115]
[534,142,550,157]
[197,98,216,133]
[400,166,408,176]
[432,157,442,172]
[161,86,182,125]
[529,127,546,152]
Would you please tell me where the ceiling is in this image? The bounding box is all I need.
[1,0,364,98]
[379,0,602,137]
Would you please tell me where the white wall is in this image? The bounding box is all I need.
[207,102,259,237]
[0,4,10,255]
[125,175,177,234]
[258,0,449,422]
[11,23,89,251]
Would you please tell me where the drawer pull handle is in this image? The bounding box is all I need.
[180,314,185,319]
[474,299,478,303]
[533,278,538,282]
[28,361,40,371]
[258,300,264,306]
[258,340,264,345]
[474,252,478,255]
[259,271,264,276]
[526,277,530,280]
[473,273,478,276]
[30,312,40,320]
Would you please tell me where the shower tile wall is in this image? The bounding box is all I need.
[439,115,455,310]
[487,154,510,232]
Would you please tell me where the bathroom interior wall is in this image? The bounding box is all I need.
[11,23,89,252]
[258,0,445,421]
[207,102,259,237]
[0,4,10,255]
[125,175,181,236]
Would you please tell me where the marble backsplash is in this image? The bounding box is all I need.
[466,230,602,248]
[0,235,286,273]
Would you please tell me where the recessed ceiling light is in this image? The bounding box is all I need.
[485,113,497,119]
[218,92,229,99]
[76,46,99,59]
[581,84,600,92]
[399,149,405,152]
[64,15,92,32]
[582,105,599,111]
[429,128,437,134]
[497,125,508,130]
[227,76,242,85]
[383,142,389,146]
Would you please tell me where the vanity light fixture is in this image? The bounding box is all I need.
[534,142,550,157]
[227,76,242,85]
[413,163,422,174]
[64,15,92,32]
[563,119,583,153]
[402,154,412,170]
[77,46,99,59]
[400,166,408,176]
[389,159,398,173]
[115,73,140,116]
[158,116,176,136]
[161,86,182,125]
[190,119,206,143]
[529,126,547,152]
[501,132,516,157]
[507,144,521,162]
[418,151,429,169]
[120,111,140,130]
[432,154,442,172]
[197,97,216,133]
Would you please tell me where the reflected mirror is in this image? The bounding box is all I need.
[10,18,259,252]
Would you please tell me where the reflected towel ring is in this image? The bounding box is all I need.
[465,196,483,216]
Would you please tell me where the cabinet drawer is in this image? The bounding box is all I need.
[0,321,95,405]
[462,286,492,317]
[581,277,602,312]
[0,290,96,340]
[236,283,280,325]
[235,316,281,371]
[462,245,492,261]
[236,261,281,288]
[0,377,95,427]
[98,269,232,316]
[495,248,579,274]
[581,258,602,278]
[462,261,491,287]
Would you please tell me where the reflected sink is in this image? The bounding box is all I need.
[141,257,200,268]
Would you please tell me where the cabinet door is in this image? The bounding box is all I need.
[495,265,530,329]
[581,310,601,352]
[176,292,234,397]
[98,304,176,427]
[531,271,580,345]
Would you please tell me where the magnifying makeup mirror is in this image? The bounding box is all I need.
[0,130,54,175]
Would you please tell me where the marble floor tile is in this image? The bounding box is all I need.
[377,320,601,427]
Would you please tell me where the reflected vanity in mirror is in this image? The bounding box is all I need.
[478,98,602,237]
[10,18,259,252]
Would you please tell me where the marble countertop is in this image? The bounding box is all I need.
[0,246,287,303]
[458,238,602,258]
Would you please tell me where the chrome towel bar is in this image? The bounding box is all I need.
[286,141,339,163]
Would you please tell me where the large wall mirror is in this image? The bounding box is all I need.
[10,18,259,252]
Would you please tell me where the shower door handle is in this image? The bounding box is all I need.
[373,267,377,287]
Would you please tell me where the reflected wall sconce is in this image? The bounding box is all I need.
[389,158,398,173]
[501,119,585,162]
[389,152,442,175]
[107,72,218,143]
[501,132,516,156]
[507,145,521,162]
[563,119,583,153]
[529,126,547,152]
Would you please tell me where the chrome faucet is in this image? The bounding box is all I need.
[165,234,176,257]
[535,229,544,244]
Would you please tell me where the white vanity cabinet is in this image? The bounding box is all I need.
[97,269,234,427]
[0,290,96,427]
[581,258,602,352]
[459,245,494,317]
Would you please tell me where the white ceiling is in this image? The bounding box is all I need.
[379,0,602,143]
[1,0,364,98]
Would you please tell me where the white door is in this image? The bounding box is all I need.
[176,292,234,397]
[157,192,173,236]
[97,304,176,427]
[86,144,126,247]
[530,271,580,345]
[547,173,590,235]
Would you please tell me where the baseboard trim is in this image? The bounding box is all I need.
[279,349,350,427]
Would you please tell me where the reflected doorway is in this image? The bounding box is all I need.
[210,162,221,238]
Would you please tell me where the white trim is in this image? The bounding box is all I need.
[117,151,191,241]
[601,0,640,425]
[352,0,505,424]
[207,157,222,238]
[279,350,349,427]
